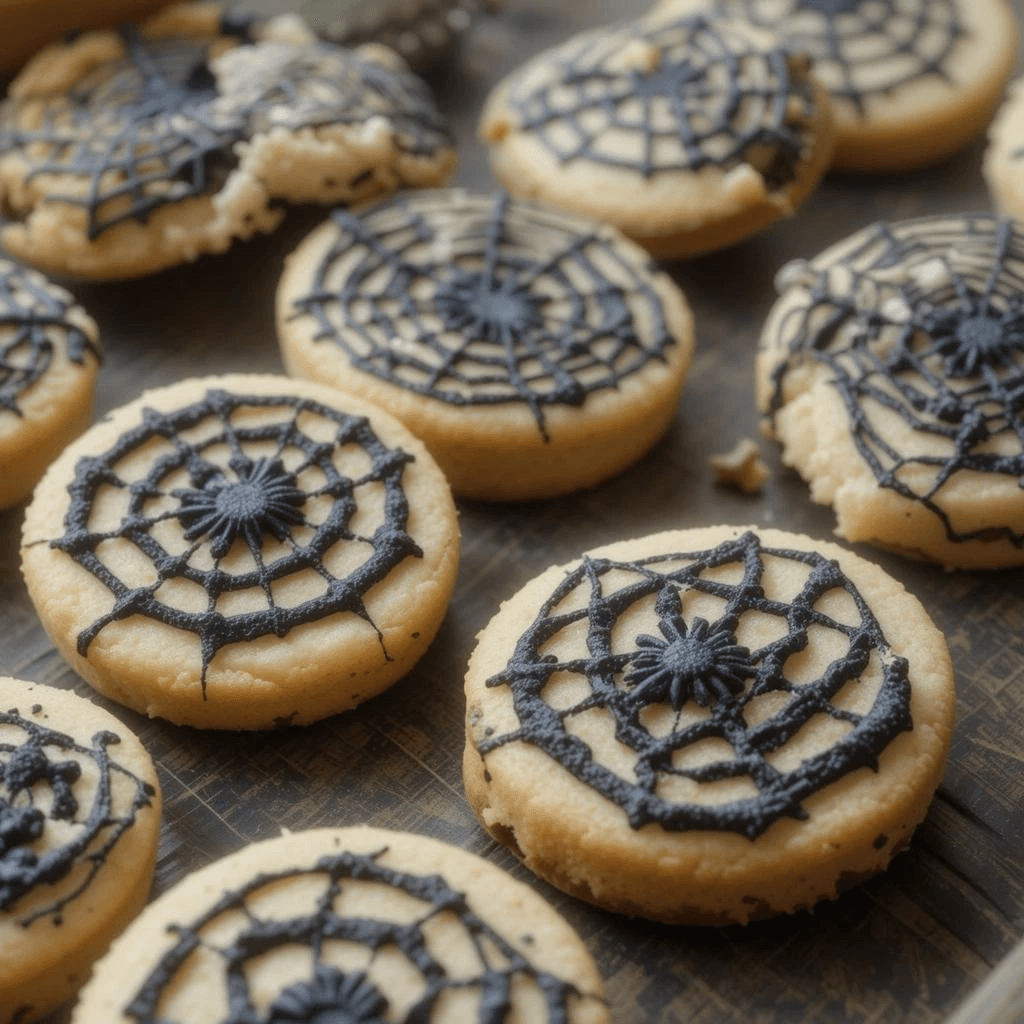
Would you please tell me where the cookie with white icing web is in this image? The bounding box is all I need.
[277,189,695,500]
[70,826,610,1024]
[655,0,1017,171]
[0,675,160,1022]
[0,2,455,280]
[463,525,954,924]
[20,373,459,730]
[758,212,1024,568]
[478,5,835,258]
[0,260,100,509]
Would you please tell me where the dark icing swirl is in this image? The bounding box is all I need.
[0,15,451,240]
[122,845,591,1023]
[0,262,98,417]
[764,213,1024,552]
[286,191,676,439]
[477,531,912,840]
[499,13,820,187]
[46,388,422,693]
[712,0,965,115]
[0,707,155,926]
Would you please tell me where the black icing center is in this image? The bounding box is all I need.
[795,0,863,14]
[435,271,544,343]
[266,966,388,1024]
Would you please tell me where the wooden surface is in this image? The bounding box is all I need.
[3,1,1024,1021]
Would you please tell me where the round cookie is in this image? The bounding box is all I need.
[757,212,1024,569]
[0,260,100,510]
[0,2,456,281]
[478,5,835,259]
[0,675,161,1022]
[463,525,954,925]
[277,189,695,501]
[656,0,1018,173]
[984,77,1024,222]
[71,825,610,1024]
[21,373,460,730]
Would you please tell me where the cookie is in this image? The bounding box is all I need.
[984,77,1024,222]
[757,213,1024,569]
[277,189,695,501]
[21,373,460,730]
[463,525,954,925]
[656,0,1018,172]
[478,5,835,259]
[71,825,610,1024]
[0,675,161,1022]
[0,260,100,510]
[0,2,456,281]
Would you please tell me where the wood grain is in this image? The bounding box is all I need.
[1,1,1023,1021]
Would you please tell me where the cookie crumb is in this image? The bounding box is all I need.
[710,438,770,493]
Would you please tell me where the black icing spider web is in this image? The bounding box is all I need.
[764,213,1024,551]
[478,531,912,840]
[46,388,422,694]
[713,0,964,114]
[288,191,675,439]
[122,846,592,1023]
[0,263,98,416]
[0,708,155,926]
[0,18,451,240]
[502,13,817,186]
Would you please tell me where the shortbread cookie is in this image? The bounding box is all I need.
[277,190,695,500]
[21,373,459,730]
[478,6,834,259]
[984,78,1024,222]
[758,213,1024,569]
[72,825,610,1024]
[657,0,1017,172]
[0,675,161,1022]
[0,261,100,510]
[0,2,456,281]
[464,525,954,925]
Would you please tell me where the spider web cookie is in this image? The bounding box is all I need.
[0,3,455,280]
[0,676,161,1021]
[71,827,610,1024]
[479,7,835,257]
[464,525,954,924]
[21,374,459,730]
[0,260,100,509]
[657,0,1017,170]
[278,189,694,500]
[758,213,1024,568]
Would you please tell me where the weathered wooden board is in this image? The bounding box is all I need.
[2,1,1024,1021]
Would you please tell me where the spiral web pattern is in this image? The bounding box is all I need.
[0,19,451,240]
[713,0,964,113]
[764,213,1024,550]
[288,191,675,438]
[0,263,97,417]
[123,847,585,1023]
[0,710,155,926]
[479,531,912,840]
[501,13,818,186]
[48,388,422,692]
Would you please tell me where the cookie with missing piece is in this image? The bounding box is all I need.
[463,525,954,925]
[277,189,695,501]
[21,373,459,730]
[0,675,160,1022]
[71,826,610,1024]
[0,2,456,281]
[478,2,835,259]
[758,212,1024,569]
